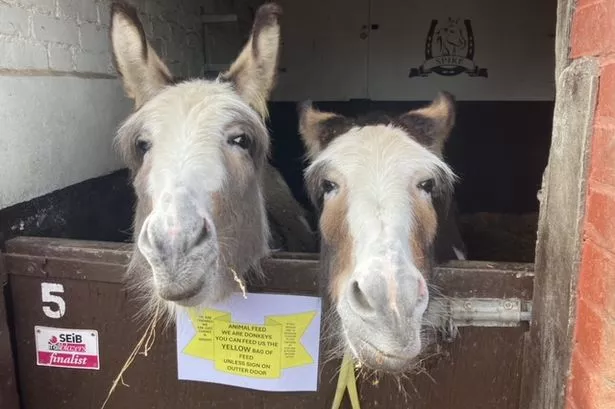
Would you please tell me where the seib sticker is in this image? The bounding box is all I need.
[34,326,100,370]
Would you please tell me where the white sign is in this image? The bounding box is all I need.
[176,292,322,392]
[35,326,100,370]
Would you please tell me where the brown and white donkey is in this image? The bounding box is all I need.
[299,94,466,373]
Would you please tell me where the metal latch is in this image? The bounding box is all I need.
[425,297,532,342]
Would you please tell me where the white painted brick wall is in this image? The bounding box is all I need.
[33,14,80,45]
[0,5,30,37]
[0,38,48,69]
[18,0,56,15]
[57,0,98,23]
[79,22,107,52]
[75,50,111,73]
[0,0,205,77]
[97,1,111,26]
[47,43,73,70]
[0,0,206,209]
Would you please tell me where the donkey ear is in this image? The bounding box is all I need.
[220,3,282,118]
[110,2,172,109]
[298,101,351,160]
[398,91,456,154]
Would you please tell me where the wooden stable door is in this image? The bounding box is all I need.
[2,237,534,409]
[0,255,20,409]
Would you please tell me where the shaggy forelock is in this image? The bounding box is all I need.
[305,124,456,211]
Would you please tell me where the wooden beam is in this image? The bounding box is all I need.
[3,236,534,300]
[520,54,600,409]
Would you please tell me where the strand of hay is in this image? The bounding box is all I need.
[100,305,160,409]
[100,268,244,408]
[230,267,247,299]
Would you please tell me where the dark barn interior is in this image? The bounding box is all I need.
[268,100,553,262]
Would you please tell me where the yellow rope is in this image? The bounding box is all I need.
[331,352,361,409]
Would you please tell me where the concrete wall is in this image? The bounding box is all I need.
[0,0,203,209]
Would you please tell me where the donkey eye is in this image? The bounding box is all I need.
[135,139,151,155]
[321,179,338,195]
[417,178,435,194]
[228,134,251,150]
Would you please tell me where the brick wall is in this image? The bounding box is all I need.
[566,1,615,408]
[0,0,204,209]
[0,0,203,76]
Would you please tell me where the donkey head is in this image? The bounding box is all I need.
[110,2,281,315]
[299,93,456,373]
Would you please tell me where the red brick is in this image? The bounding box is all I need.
[589,126,615,186]
[566,397,578,409]
[568,351,596,409]
[596,63,615,119]
[578,240,615,319]
[567,350,615,409]
[597,378,615,407]
[605,323,615,385]
[584,185,615,254]
[576,0,604,8]
[571,2,615,58]
[574,241,615,386]
[573,300,615,382]
[573,298,605,368]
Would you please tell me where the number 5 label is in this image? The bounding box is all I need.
[41,283,66,319]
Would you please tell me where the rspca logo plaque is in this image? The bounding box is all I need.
[409,18,488,78]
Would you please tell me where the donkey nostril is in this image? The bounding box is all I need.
[349,280,374,314]
[147,224,166,256]
[192,220,209,248]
